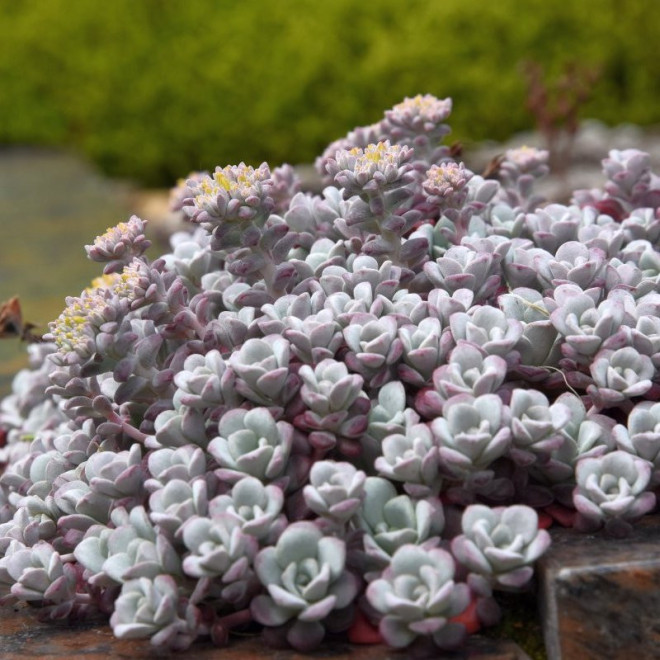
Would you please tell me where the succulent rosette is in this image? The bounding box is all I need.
[424,245,504,303]
[355,477,444,571]
[294,359,370,454]
[250,522,360,651]
[110,574,198,649]
[549,284,631,364]
[375,422,441,497]
[172,350,237,410]
[451,504,551,589]
[398,316,453,386]
[614,402,660,485]
[448,306,524,357]
[208,408,293,484]
[417,341,507,418]
[573,451,656,535]
[3,540,78,612]
[588,346,655,409]
[342,314,403,388]
[181,513,258,604]
[508,388,570,465]
[229,336,300,409]
[302,460,366,528]
[432,394,511,481]
[209,476,286,542]
[75,505,181,586]
[366,545,470,649]
[366,381,418,441]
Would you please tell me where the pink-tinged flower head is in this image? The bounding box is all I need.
[169,171,208,212]
[47,264,143,360]
[85,215,151,274]
[48,289,113,359]
[504,146,549,174]
[385,94,453,133]
[184,162,274,228]
[325,141,414,197]
[423,162,472,200]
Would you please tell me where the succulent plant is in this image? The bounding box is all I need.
[148,478,210,537]
[302,460,366,528]
[145,445,208,490]
[423,162,473,211]
[451,504,551,588]
[573,450,656,536]
[366,544,470,649]
[75,505,181,585]
[181,513,258,605]
[250,521,359,651]
[449,305,524,357]
[229,336,300,409]
[324,141,415,203]
[3,540,78,613]
[375,422,441,497]
[366,381,418,441]
[354,477,444,571]
[588,346,655,409]
[432,394,511,481]
[382,94,452,151]
[209,476,286,542]
[183,162,274,250]
[294,359,370,454]
[342,314,403,388]
[424,244,504,303]
[614,402,660,485]
[110,574,199,649]
[1,94,660,654]
[85,215,152,274]
[417,341,507,418]
[398,316,453,386]
[508,388,570,465]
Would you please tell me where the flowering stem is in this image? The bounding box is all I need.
[93,395,150,443]
[379,194,405,266]
[381,229,401,265]
[107,410,149,443]
[120,421,149,443]
[252,245,279,298]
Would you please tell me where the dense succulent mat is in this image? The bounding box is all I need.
[0,95,658,653]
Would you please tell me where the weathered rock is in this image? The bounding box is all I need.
[0,601,530,659]
[538,514,660,660]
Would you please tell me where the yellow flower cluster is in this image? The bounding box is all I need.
[195,163,269,207]
[50,263,141,356]
[349,142,407,176]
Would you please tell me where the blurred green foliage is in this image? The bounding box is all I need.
[0,0,658,185]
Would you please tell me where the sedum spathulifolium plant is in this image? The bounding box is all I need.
[1,94,659,653]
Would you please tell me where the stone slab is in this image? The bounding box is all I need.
[0,601,530,660]
[538,514,660,660]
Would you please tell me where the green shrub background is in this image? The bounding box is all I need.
[1,0,658,186]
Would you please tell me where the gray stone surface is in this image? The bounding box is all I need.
[538,515,660,660]
[0,601,530,659]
